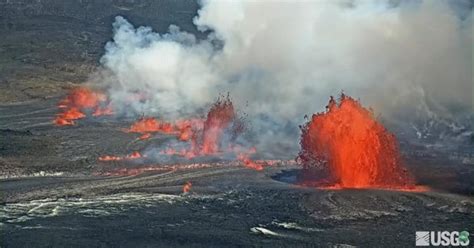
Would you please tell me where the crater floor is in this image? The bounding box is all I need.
[0,99,473,247]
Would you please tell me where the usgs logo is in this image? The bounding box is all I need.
[416,231,470,246]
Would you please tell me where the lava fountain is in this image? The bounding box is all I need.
[54,87,113,126]
[298,94,416,190]
[200,95,236,155]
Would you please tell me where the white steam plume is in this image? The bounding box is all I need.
[94,0,473,157]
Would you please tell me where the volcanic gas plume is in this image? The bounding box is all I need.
[298,94,414,189]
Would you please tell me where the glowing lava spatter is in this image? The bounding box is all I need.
[54,107,86,126]
[298,94,414,189]
[98,151,143,161]
[126,117,174,134]
[125,117,204,141]
[138,96,264,170]
[183,181,192,193]
[237,147,264,171]
[200,96,236,154]
[54,87,113,126]
[101,95,264,171]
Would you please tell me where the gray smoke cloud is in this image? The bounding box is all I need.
[93,0,473,157]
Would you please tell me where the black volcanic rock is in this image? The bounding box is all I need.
[0,0,201,103]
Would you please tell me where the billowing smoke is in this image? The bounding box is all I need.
[93,0,473,157]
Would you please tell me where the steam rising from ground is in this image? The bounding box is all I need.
[94,0,473,157]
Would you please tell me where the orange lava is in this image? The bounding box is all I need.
[54,107,85,126]
[54,87,113,126]
[116,95,263,171]
[236,147,264,171]
[127,117,174,134]
[298,94,415,189]
[175,119,204,141]
[158,96,263,170]
[183,181,192,193]
[98,151,143,161]
[238,154,264,171]
[201,96,236,154]
[126,117,204,142]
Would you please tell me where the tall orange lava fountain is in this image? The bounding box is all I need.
[298,94,414,189]
[200,96,236,155]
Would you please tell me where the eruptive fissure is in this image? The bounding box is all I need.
[60,90,268,171]
[298,94,416,190]
[125,117,204,142]
[98,151,143,161]
[147,95,264,169]
[201,96,236,155]
[54,87,113,126]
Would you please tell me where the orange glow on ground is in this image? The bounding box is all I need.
[54,87,113,126]
[98,151,143,161]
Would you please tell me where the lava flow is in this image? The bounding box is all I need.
[122,96,265,171]
[54,87,113,126]
[125,117,204,141]
[298,94,417,190]
[98,151,143,161]
[127,117,175,134]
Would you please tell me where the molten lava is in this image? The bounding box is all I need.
[54,107,86,126]
[133,96,238,157]
[298,94,414,189]
[126,117,204,142]
[200,96,236,154]
[54,87,113,126]
[183,181,192,193]
[98,151,143,161]
[147,96,264,170]
[127,117,174,134]
[101,95,264,171]
[237,151,264,171]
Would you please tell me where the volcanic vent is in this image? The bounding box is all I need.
[298,94,415,190]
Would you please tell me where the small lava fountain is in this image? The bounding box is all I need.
[54,87,113,126]
[298,94,420,190]
[200,95,237,155]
